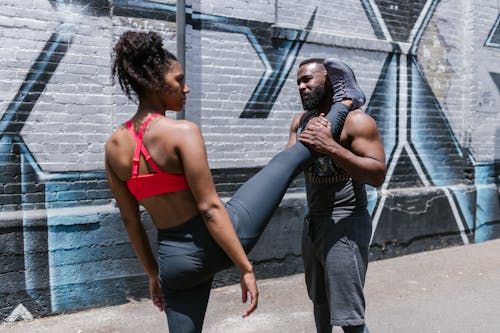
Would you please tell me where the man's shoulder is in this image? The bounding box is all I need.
[346,108,370,120]
[344,109,378,133]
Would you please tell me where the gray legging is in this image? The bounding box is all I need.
[158,103,350,333]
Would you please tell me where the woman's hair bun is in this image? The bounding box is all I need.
[112,31,177,101]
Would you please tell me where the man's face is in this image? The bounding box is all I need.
[297,62,328,111]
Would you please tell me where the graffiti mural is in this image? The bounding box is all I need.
[1,0,499,321]
[1,0,122,321]
[114,0,316,118]
[485,13,500,48]
[362,0,500,256]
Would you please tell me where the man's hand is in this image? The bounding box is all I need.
[240,271,258,318]
[299,114,339,155]
[149,275,164,312]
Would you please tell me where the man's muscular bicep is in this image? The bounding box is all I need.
[346,113,386,164]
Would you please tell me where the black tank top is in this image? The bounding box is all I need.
[299,111,367,221]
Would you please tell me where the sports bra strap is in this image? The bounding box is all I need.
[137,113,158,140]
[126,114,163,176]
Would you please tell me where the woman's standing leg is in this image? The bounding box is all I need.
[162,279,213,333]
[158,217,219,333]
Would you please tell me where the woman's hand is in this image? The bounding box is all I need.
[149,275,164,312]
[240,271,258,318]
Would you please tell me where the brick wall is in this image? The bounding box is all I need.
[0,0,499,321]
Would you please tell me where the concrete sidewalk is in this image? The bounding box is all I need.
[2,239,500,333]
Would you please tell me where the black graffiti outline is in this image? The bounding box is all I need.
[360,0,474,244]
[485,13,500,48]
[0,26,73,140]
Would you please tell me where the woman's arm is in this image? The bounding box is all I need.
[173,121,258,317]
[104,148,164,312]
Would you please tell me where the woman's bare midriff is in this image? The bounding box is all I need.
[140,190,200,229]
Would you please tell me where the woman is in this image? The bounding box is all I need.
[106,30,355,333]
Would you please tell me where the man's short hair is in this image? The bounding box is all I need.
[299,58,325,67]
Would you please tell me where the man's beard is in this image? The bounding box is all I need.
[300,85,327,111]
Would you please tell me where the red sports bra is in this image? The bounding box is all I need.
[126,113,189,201]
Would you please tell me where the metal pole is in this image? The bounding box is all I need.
[176,0,186,120]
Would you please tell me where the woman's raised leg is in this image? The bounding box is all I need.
[225,103,350,252]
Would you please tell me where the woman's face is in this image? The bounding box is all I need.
[161,61,190,111]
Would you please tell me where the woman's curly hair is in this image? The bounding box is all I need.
[111,31,177,101]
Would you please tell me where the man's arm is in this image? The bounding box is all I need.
[298,111,386,187]
[286,112,305,148]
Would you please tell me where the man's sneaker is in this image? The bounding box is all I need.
[324,58,366,109]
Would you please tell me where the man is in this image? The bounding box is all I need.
[288,58,386,333]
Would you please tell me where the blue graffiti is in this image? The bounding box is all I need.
[239,10,316,118]
[409,55,467,186]
[0,1,318,317]
[473,163,500,242]
[360,0,497,247]
[359,0,387,40]
[0,20,111,317]
[490,72,500,94]
[0,25,73,139]
[113,0,317,118]
[366,53,399,168]
[2,0,499,320]
[485,13,500,48]
[48,0,110,16]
